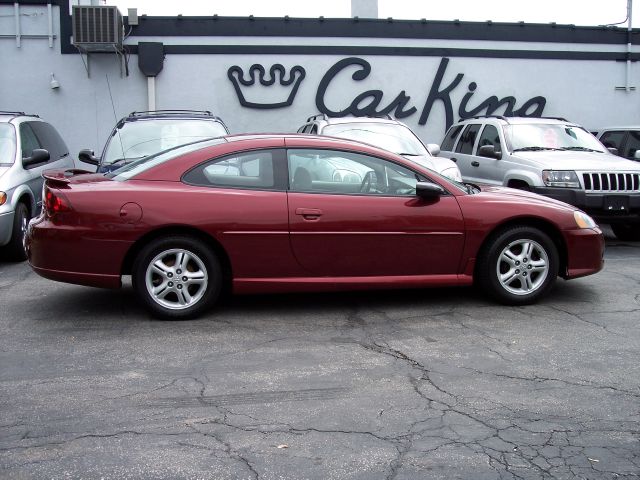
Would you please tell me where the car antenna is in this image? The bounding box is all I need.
[105,74,125,162]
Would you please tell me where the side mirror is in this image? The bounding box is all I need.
[426,143,441,156]
[416,181,445,198]
[607,147,619,155]
[634,150,640,160]
[478,144,501,159]
[22,149,50,168]
[78,149,100,166]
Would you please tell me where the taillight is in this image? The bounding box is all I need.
[44,186,72,216]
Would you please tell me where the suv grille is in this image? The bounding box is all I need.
[582,172,640,192]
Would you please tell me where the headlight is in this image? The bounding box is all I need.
[442,167,463,182]
[574,211,597,229]
[542,170,580,188]
[0,191,6,206]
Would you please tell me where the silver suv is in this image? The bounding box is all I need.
[0,112,74,260]
[297,114,462,182]
[440,116,640,240]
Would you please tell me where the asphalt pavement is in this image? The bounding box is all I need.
[0,228,638,479]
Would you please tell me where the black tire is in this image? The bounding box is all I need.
[476,226,559,305]
[611,224,640,241]
[4,202,30,262]
[132,235,222,320]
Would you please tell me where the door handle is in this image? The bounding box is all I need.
[295,208,323,220]
[471,161,480,167]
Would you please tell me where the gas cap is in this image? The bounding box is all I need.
[119,202,143,224]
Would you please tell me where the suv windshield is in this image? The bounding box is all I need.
[0,124,16,165]
[323,122,430,156]
[103,119,228,167]
[506,124,605,153]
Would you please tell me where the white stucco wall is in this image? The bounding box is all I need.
[1,4,639,166]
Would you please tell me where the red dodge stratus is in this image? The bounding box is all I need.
[26,134,604,319]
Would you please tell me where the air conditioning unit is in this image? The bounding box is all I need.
[72,5,123,52]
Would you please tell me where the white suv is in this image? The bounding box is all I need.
[0,112,74,260]
[297,114,462,182]
[440,116,640,240]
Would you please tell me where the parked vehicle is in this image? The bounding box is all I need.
[596,127,640,162]
[0,111,74,260]
[27,134,604,319]
[440,116,640,241]
[297,114,462,182]
[79,110,230,173]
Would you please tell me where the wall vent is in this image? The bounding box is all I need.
[72,6,123,52]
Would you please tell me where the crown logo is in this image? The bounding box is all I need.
[227,64,306,109]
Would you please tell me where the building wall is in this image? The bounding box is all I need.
[1,2,639,165]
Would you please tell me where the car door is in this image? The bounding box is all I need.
[450,123,483,183]
[286,148,465,277]
[471,124,506,185]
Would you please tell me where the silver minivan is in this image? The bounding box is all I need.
[0,112,74,260]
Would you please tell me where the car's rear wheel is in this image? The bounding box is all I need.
[611,223,640,241]
[477,226,559,305]
[4,202,30,261]
[132,236,222,319]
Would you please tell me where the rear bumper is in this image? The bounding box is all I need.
[532,187,640,224]
[562,227,605,279]
[26,216,131,289]
[0,210,14,246]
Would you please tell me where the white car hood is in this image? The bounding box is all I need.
[402,154,457,174]
[515,150,640,171]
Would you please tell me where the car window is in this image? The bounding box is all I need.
[183,149,276,190]
[599,131,626,153]
[30,121,69,161]
[441,125,463,151]
[455,124,481,154]
[19,123,41,159]
[476,125,502,153]
[622,131,640,160]
[0,124,16,165]
[288,149,421,196]
[310,125,318,134]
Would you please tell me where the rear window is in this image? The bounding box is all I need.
[0,124,16,165]
[109,138,226,181]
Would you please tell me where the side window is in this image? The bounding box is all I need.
[622,131,640,160]
[310,125,318,134]
[476,125,502,153]
[441,125,463,151]
[288,149,421,196]
[29,121,68,161]
[599,131,625,155]
[455,124,481,154]
[183,149,276,189]
[19,123,41,159]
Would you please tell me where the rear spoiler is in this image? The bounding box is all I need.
[42,168,93,186]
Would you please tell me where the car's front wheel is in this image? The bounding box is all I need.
[611,223,640,241]
[132,236,222,319]
[4,202,30,261]
[477,226,559,305]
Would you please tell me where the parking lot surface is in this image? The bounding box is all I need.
[0,229,638,480]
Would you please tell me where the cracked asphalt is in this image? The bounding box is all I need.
[1,227,639,479]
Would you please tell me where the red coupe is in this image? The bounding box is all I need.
[26,134,604,319]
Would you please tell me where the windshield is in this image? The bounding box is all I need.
[323,122,430,156]
[109,137,227,181]
[506,124,606,153]
[0,124,16,165]
[102,119,228,166]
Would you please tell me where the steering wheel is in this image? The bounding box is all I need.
[360,171,376,193]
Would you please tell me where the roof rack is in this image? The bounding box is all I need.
[128,110,214,117]
[538,116,569,122]
[462,115,511,123]
[0,111,39,118]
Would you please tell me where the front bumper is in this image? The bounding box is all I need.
[562,227,605,280]
[532,187,640,224]
[0,210,15,246]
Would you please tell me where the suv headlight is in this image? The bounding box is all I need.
[542,170,580,188]
[574,211,597,229]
